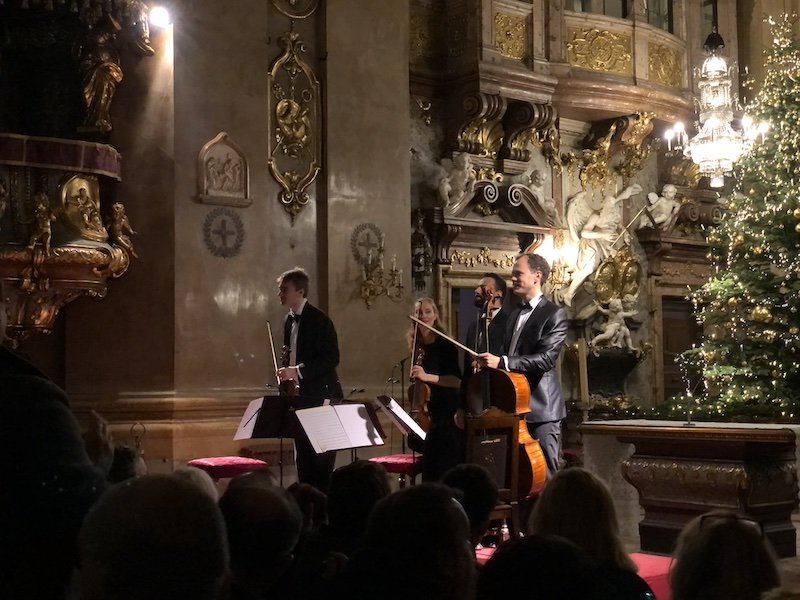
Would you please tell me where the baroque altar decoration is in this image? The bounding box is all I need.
[267,25,321,224]
[0,134,136,343]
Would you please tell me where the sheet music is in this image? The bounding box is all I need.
[234,398,264,440]
[375,396,427,441]
[295,404,384,453]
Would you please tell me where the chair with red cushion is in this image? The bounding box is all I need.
[369,453,422,488]
[187,456,270,481]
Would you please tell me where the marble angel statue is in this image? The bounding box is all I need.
[590,297,637,350]
[560,184,642,307]
[638,183,681,231]
[438,153,477,209]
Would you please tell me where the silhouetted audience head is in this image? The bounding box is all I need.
[327,459,390,541]
[78,474,228,600]
[476,534,595,599]
[224,467,278,492]
[173,465,218,501]
[529,466,635,571]
[442,463,499,548]
[670,510,780,600]
[343,482,475,600]
[1,365,105,599]
[288,481,328,533]
[107,444,147,483]
[219,481,303,597]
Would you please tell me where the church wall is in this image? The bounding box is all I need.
[323,0,413,396]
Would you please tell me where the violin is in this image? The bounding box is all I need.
[409,332,431,432]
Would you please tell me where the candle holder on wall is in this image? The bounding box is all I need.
[350,222,403,309]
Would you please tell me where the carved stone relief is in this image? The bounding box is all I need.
[648,43,682,88]
[196,132,250,207]
[494,12,526,60]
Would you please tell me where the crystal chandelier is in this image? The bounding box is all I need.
[664,26,766,188]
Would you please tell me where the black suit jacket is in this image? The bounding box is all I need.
[291,303,343,400]
[503,296,568,422]
[460,307,509,412]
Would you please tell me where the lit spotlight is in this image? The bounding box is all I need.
[149,6,171,28]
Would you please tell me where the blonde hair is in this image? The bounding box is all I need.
[528,467,635,571]
[406,297,446,351]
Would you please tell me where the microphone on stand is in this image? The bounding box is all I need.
[383,377,400,396]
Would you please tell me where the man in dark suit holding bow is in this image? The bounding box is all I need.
[477,253,568,478]
[460,272,509,415]
[277,267,343,492]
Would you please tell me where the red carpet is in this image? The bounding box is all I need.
[475,547,672,600]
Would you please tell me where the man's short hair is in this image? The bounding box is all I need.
[482,273,507,298]
[277,267,309,297]
[522,254,551,286]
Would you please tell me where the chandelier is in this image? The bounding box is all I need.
[664,28,767,188]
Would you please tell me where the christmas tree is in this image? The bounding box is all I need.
[666,15,800,421]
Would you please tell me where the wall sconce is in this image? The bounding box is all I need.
[350,223,403,309]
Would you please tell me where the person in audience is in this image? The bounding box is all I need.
[337,482,475,600]
[288,481,328,534]
[670,510,780,600]
[1,286,106,599]
[106,444,148,482]
[476,534,596,599]
[528,467,654,599]
[78,474,229,600]
[173,465,219,501]
[293,460,391,597]
[225,467,279,492]
[442,463,499,549]
[219,480,303,599]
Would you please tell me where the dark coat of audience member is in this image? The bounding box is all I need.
[1,345,106,599]
[529,467,654,600]
[336,482,475,600]
[669,510,781,600]
[78,474,229,600]
[441,463,499,549]
[476,534,596,599]
[292,460,391,597]
[219,479,304,600]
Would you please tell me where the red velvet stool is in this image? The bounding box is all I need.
[187,456,270,481]
[369,453,423,488]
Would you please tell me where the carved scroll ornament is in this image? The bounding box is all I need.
[268,27,321,223]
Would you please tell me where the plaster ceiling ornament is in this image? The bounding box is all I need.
[268,26,321,224]
[203,208,245,259]
[196,132,251,207]
[271,0,319,19]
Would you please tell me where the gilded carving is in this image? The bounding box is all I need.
[196,132,250,207]
[451,247,515,269]
[455,93,508,157]
[413,96,433,126]
[567,27,632,75]
[615,113,656,186]
[27,192,56,256]
[107,203,137,258]
[60,175,108,242]
[268,27,321,223]
[494,12,526,61]
[593,246,642,304]
[648,43,682,88]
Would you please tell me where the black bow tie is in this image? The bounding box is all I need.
[520,302,532,311]
[289,313,301,323]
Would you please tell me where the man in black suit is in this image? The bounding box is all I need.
[460,272,508,415]
[477,254,568,478]
[277,267,343,493]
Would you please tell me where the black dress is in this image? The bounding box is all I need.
[417,336,463,481]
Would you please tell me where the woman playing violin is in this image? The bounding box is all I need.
[407,297,463,481]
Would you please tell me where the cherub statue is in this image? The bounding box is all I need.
[28,193,55,256]
[590,297,637,350]
[108,203,138,258]
[560,184,642,306]
[438,153,477,208]
[638,184,681,231]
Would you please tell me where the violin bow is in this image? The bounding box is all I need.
[266,321,280,376]
[408,314,479,357]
